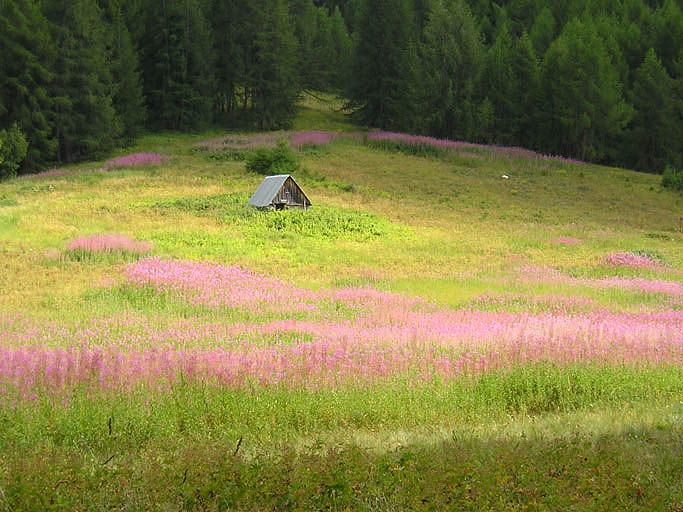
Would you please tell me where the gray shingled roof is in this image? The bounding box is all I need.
[248,175,291,207]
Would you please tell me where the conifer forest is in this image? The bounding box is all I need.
[1,0,682,178]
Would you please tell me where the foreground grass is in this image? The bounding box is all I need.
[2,366,682,510]
[2,407,682,510]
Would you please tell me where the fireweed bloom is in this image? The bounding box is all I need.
[1,259,680,400]
[367,131,585,165]
[67,234,152,256]
[104,153,166,168]
[601,252,666,270]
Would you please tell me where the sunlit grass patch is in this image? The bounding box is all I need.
[0,195,18,207]
[151,192,402,242]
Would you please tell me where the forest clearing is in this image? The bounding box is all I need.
[0,97,682,510]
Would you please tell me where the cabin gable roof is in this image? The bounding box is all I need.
[248,175,311,208]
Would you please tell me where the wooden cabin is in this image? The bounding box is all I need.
[248,175,311,210]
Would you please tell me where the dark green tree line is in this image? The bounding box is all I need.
[345,0,682,173]
[1,0,351,172]
[1,0,682,175]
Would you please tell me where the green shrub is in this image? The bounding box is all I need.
[631,249,668,264]
[0,123,28,179]
[153,194,392,240]
[661,166,683,192]
[246,140,299,175]
[252,205,388,240]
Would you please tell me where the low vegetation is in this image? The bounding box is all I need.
[0,100,682,510]
[662,166,683,192]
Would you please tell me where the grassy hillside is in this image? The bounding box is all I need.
[0,94,681,510]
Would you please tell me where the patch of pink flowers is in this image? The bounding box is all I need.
[289,131,363,148]
[1,257,681,400]
[550,237,582,246]
[518,265,683,300]
[67,234,152,255]
[1,307,680,399]
[124,258,424,314]
[601,252,664,269]
[22,152,168,179]
[367,131,585,165]
[104,153,166,168]
[290,131,338,147]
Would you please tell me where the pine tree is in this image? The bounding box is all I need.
[0,0,57,169]
[651,0,683,74]
[210,0,259,120]
[594,16,629,86]
[412,0,433,36]
[310,8,337,90]
[346,0,417,129]
[505,0,540,34]
[510,31,539,149]
[538,19,631,162]
[484,24,517,144]
[529,7,556,55]
[627,48,679,172]
[613,0,652,82]
[43,0,121,162]
[290,0,318,89]
[140,0,215,131]
[107,0,146,141]
[673,52,683,168]
[250,0,300,130]
[420,0,484,140]
[329,6,352,88]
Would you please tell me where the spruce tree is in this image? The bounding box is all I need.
[420,0,484,140]
[539,19,631,162]
[484,24,517,144]
[140,0,215,131]
[107,0,146,141]
[347,0,417,129]
[43,0,121,162]
[627,49,679,172]
[0,0,56,169]
[250,0,300,130]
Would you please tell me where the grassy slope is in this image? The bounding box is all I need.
[0,93,682,510]
[1,104,681,314]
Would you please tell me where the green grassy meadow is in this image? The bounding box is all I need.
[1,94,682,510]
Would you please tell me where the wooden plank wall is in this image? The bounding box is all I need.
[274,178,310,208]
